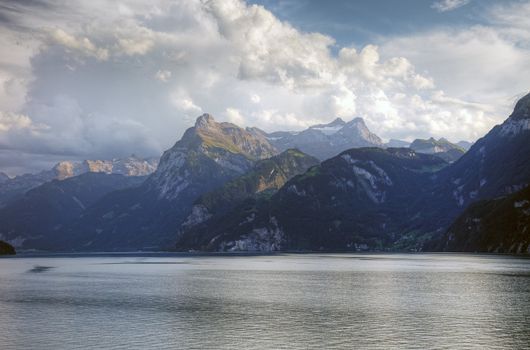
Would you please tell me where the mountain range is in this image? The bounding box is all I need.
[0,155,158,207]
[262,117,383,160]
[0,92,528,253]
[174,93,530,253]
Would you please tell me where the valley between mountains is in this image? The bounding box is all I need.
[1,93,529,254]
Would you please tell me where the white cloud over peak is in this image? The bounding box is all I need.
[0,0,528,174]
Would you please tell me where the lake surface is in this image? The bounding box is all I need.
[0,253,529,349]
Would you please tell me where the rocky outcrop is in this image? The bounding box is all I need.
[0,240,15,255]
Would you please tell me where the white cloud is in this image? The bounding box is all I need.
[170,92,202,114]
[225,107,245,125]
[155,70,172,82]
[0,0,528,174]
[49,29,109,61]
[0,112,45,133]
[431,0,470,13]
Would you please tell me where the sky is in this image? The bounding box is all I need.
[0,0,529,176]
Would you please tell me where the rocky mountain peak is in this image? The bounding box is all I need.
[53,161,84,180]
[499,92,530,136]
[510,92,530,120]
[339,117,383,145]
[309,117,346,131]
[330,117,346,125]
[195,113,216,128]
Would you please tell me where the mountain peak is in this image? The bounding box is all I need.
[510,92,530,120]
[330,117,346,126]
[309,117,346,130]
[499,92,530,136]
[343,117,370,131]
[195,113,216,128]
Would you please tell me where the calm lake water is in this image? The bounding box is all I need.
[0,253,529,350]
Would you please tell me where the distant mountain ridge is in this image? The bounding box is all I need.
[409,137,465,162]
[53,156,159,180]
[0,155,158,207]
[0,173,146,250]
[263,117,383,160]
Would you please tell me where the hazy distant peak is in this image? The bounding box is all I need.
[309,117,346,131]
[52,157,158,180]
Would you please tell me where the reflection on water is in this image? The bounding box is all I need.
[27,265,56,273]
[1,254,529,349]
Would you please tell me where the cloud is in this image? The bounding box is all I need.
[49,28,109,61]
[155,70,172,82]
[0,112,45,133]
[431,0,470,13]
[0,0,528,174]
[225,107,245,125]
[379,17,530,121]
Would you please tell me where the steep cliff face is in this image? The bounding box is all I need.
[431,92,530,212]
[148,114,277,201]
[431,93,530,253]
[437,185,530,254]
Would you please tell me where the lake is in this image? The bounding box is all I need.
[0,253,529,349]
